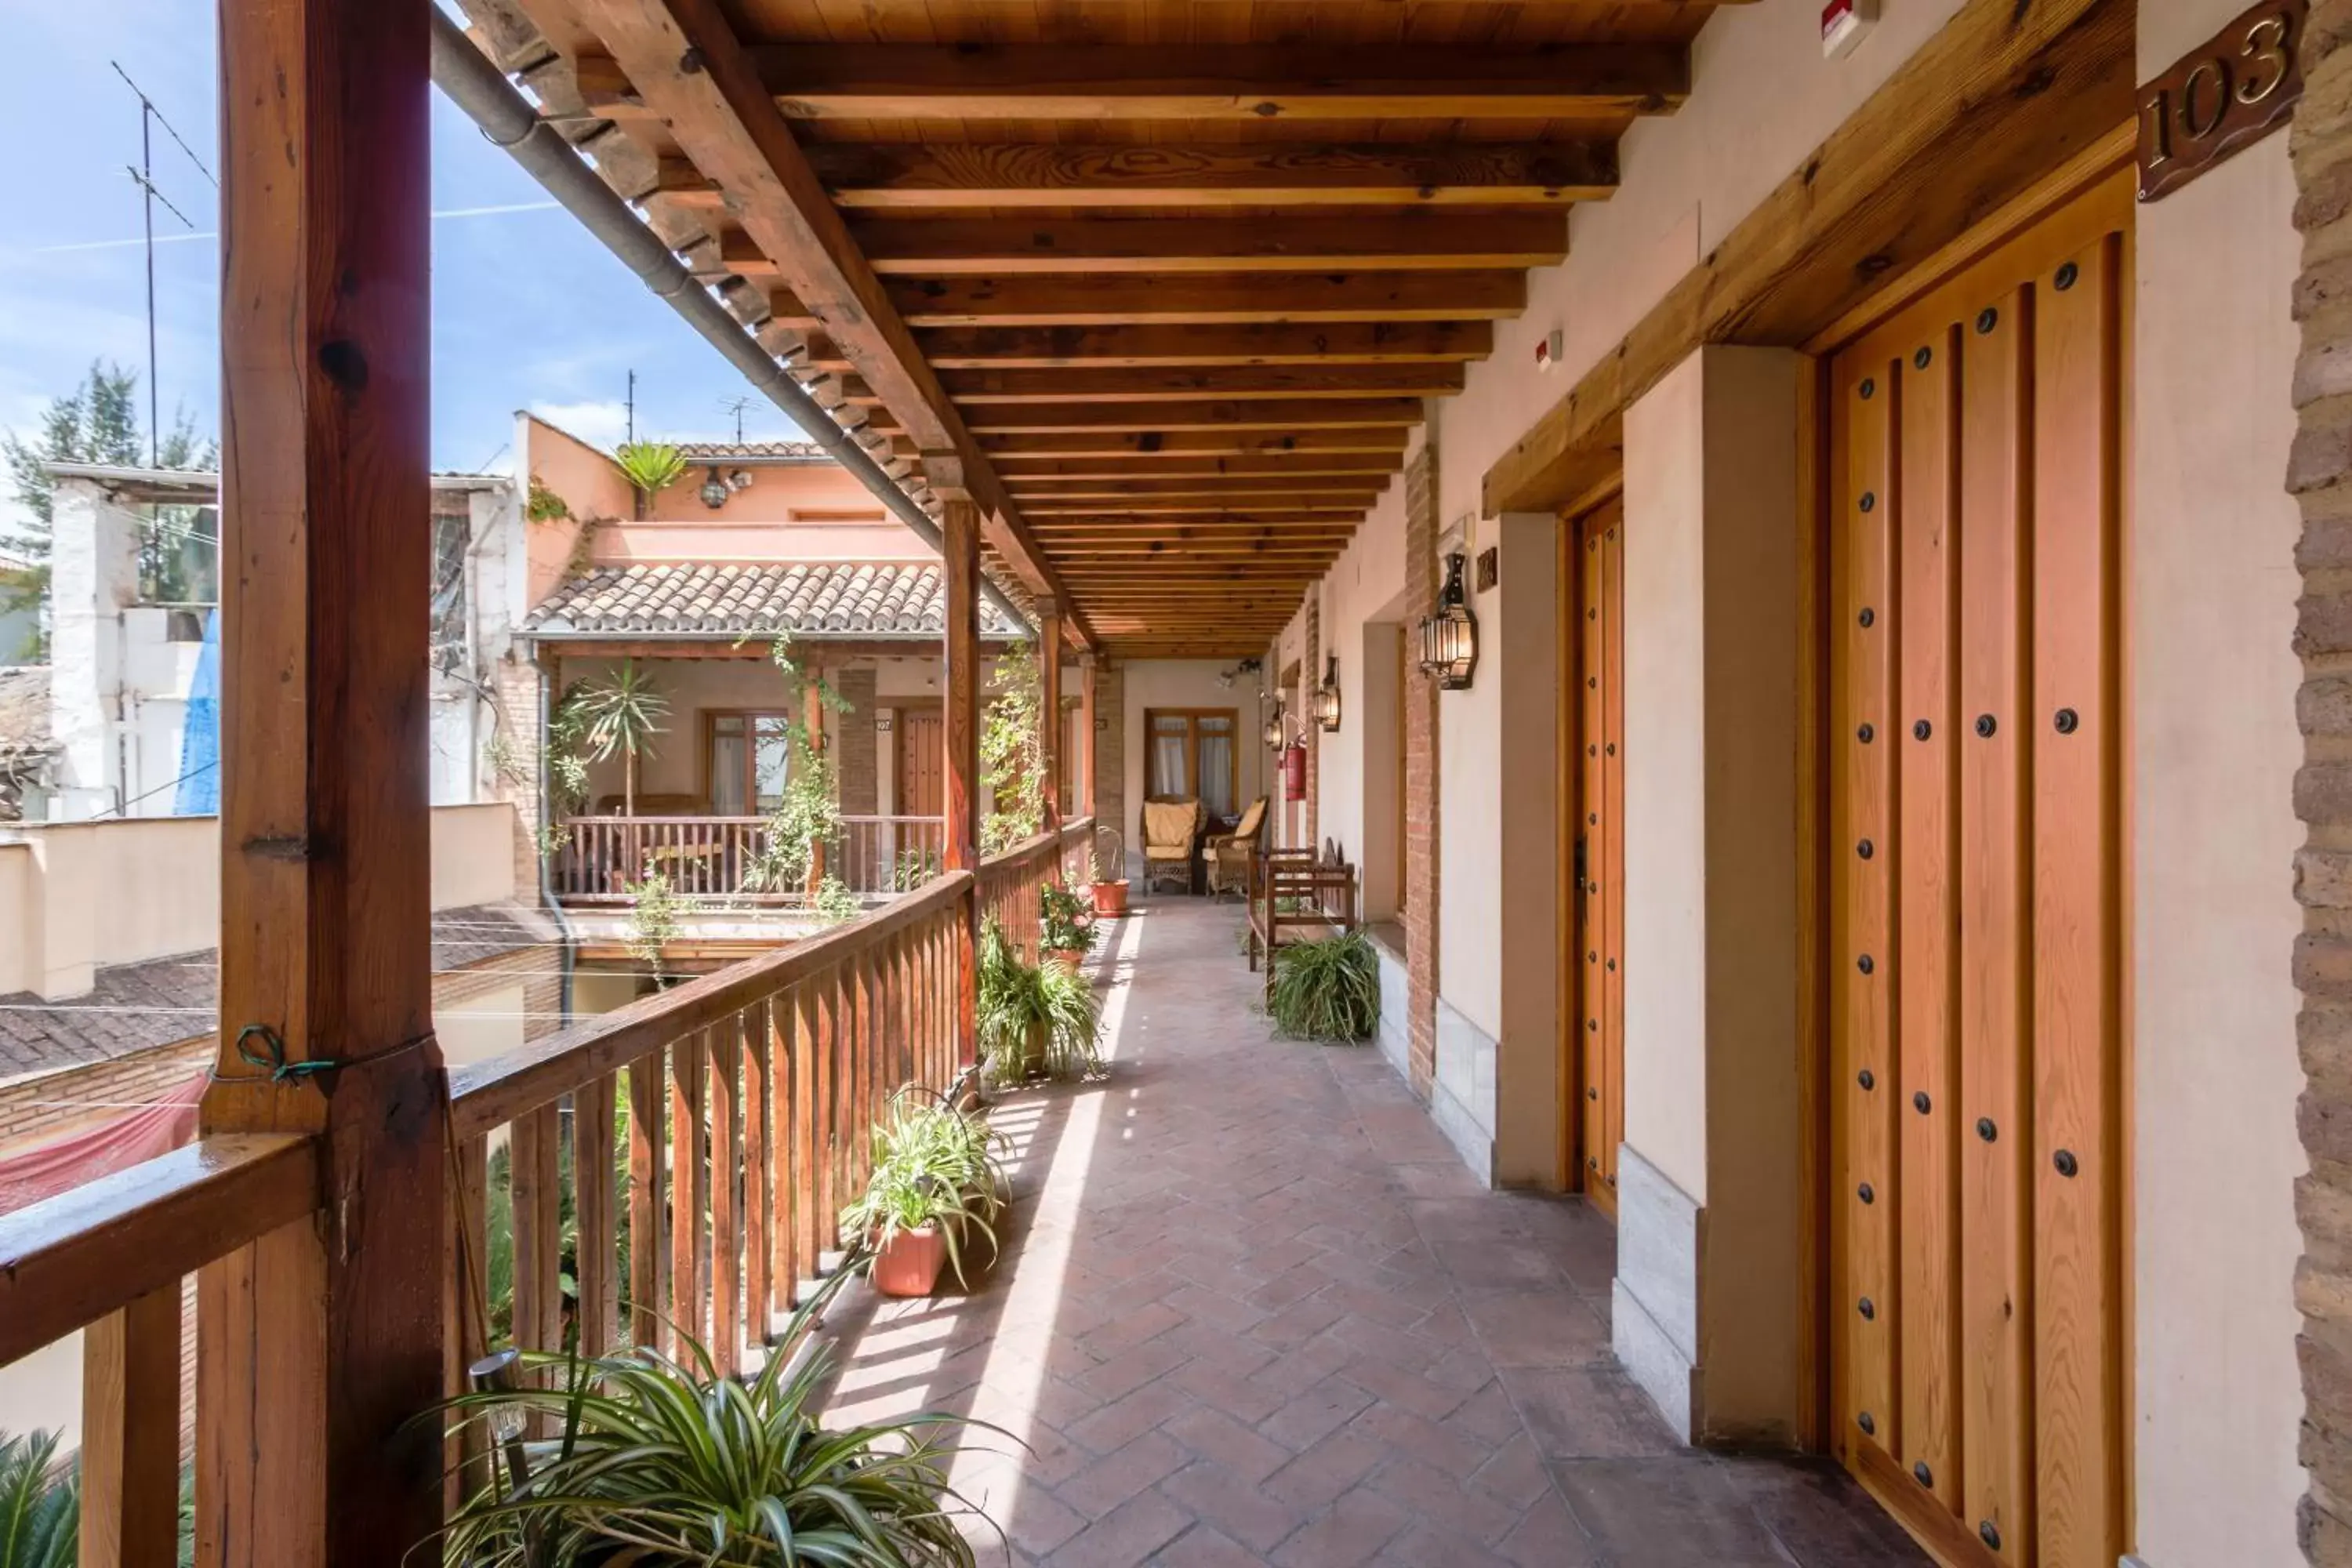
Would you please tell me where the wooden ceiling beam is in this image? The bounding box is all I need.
[993,454,1403,479]
[961,430,1414,458]
[839,213,1568,275]
[1007,480,1387,499]
[909,321,1494,370]
[928,365,1466,403]
[828,271,1525,327]
[731,43,1688,122]
[874,398,1426,436]
[568,0,1090,647]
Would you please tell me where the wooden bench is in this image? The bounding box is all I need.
[1246,841,1361,1003]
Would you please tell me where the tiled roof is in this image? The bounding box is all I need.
[525,561,1021,638]
[676,441,829,462]
[0,903,557,1083]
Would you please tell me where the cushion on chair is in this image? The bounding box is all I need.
[1230,797,1267,841]
[1142,798,1201,850]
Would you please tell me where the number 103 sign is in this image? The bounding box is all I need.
[2137,0,2304,201]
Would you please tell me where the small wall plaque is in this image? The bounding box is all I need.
[2136,0,2303,201]
[1475,546,1500,593]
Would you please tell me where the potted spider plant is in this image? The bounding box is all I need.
[977,919,1103,1083]
[1269,930,1381,1042]
[423,1272,1000,1566]
[839,1089,1007,1298]
[1038,884,1097,969]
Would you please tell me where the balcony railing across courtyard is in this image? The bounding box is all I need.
[0,818,1091,1557]
[553,813,949,904]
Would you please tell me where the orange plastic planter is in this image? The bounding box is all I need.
[871,1224,946,1298]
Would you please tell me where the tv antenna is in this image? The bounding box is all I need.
[626,369,637,445]
[719,395,753,443]
[112,62,214,466]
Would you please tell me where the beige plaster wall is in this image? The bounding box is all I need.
[1117,659,1269,858]
[2129,5,2309,1553]
[436,977,530,1070]
[590,520,934,564]
[430,802,524,910]
[1290,466,1410,889]
[518,415,630,608]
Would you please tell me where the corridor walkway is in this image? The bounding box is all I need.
[819,897,1927,1566]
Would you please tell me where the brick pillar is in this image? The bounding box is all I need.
[833,666,878,815]
[492,655,549,901]
[2294,19,2352,1559]
[1094,659,1126,880]
[1403,447,1442,1097]
[1305,594,1321,851]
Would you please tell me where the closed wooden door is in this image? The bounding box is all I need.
[1566,495,1626,1215]
[896,707,944,818]
[1828,172,2127,1568]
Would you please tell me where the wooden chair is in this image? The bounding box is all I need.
[1141,798,1205,894]
[1205,797,1269,899]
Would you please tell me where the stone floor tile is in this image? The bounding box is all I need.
[1271,1486,1414,1566]
[1262,1428,1390,1513]
[1494,1490,1606,1567]
[1053,1488,1195,1568]
[1160,1460,1310,1552]
[1714,1455,1933,1566]
[1552,1457,1795,1566]
[1457,1287,1613,1369]
[1501,1365,1685,1460]
[1150,1525,1275,1568]
[1163,1401,1296,1486]
[1259,1373,1378,1451]
[1363,1454,1526,1545]
[1055,1430,1193,1521]
[1068,1380,1196,1456]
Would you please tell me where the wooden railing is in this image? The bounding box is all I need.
[551,814,946,905]
[0,815,1094,1552]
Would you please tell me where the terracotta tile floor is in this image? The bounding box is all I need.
[818,896,1929,1567]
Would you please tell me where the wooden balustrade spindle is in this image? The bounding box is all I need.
[710,1017,743,1377]
[444,1134,489,1513]
[744,998,772,1342]
[627,1052,666,1351]
[512,1102,564,1356]
[814,971,840,1267]
[670,1031,709,1356]
[792,981,819,1302]
[78,1285,180,1568]
[576,1074,619,1356]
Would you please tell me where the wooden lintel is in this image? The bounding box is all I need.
[747,42,1690,121]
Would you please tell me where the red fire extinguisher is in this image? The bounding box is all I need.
[1283,739,1308,797]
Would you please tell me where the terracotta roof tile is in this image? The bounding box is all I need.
[524,561,1020,638]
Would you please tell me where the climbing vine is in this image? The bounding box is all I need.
[981,641,1045,855]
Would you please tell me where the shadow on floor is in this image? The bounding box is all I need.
[814,896,1928,1567]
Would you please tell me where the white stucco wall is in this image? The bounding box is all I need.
[2129,2,2309,1556]
[1117,659,1270,871]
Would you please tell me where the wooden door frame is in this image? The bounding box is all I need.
[1808,143,2136,1557]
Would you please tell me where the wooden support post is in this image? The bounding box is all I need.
[932,456,983,1070]
[1079,654,1098,823]
[1039,601,1064,838]
[204,0,442,1563]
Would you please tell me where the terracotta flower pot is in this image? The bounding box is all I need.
[1043,946,1087,969]
[872,1223,946,1298]
[1092,880,1130,916]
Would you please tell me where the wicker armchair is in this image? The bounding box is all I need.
[1206,797,1269,898]
[1141,798,1205,894]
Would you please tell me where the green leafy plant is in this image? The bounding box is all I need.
[1268,931,1381,1042]
[980,642,1044,855]
[976,920,1102,1084]
[893,847,943,892]
[564,662,670,817]
[423,1275,995,1566]
[812,874,862,924]
[839,1089,1007,1288]
[741,629,855,907]
[625,869,685,968]
[525,474,573,523]
[0,1430,77,1568]
[613,440,689,503]
[1039,884,1097,958]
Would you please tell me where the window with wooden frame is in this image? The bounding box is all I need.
[1145,708,1237,818]
[705,710,795,815]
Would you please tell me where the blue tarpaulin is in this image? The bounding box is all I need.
[175,608,220,815]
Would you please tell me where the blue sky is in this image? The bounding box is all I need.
[0,2,811,525]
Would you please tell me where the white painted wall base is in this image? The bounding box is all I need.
[1429,995,1497,1185]
[1372,938,1411,1086]
[1612,1142,1701,1442]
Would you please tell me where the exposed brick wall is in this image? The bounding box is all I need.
[1403,447,1441,1097]
[1305,595,1321,850]
[833,666,880,815]
[492,655,548,898]
[2298,22,2352,1561]
[1094,659,1126,879]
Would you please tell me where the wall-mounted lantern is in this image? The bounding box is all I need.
[698,465,731,509]
[1315,654,1342,732]
[1262,704,1287,750]
[1417,551,1479,691]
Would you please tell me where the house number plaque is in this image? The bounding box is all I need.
[2136,0,2304,201]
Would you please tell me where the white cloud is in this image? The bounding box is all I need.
[528,399,631,450]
